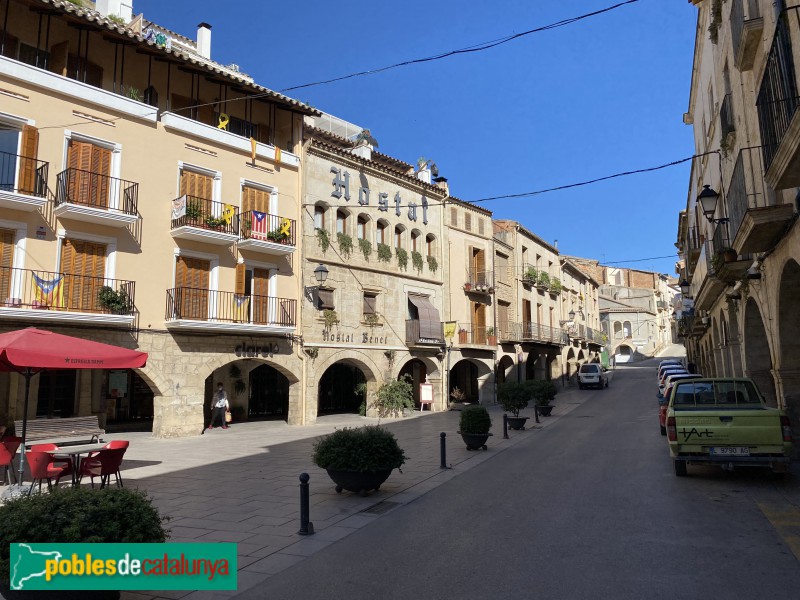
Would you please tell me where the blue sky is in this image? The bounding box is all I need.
[134,0,698,276]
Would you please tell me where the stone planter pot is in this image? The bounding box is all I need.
[506,416,529,430]
[326,468,392,496]
[457,431,493,451]
[536,404,554,417]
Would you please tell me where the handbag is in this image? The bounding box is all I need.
[225,411,232,424]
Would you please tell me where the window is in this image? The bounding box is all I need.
[623,321,632,338]
[426,234,435,257]
[316,288,335,310]
[478,218,484,235]
[376,220,387,245]
[496,253,508,284]
[0,227,15,301]
[464,212,472,231]
[363,292,377,316]
[450,207,458,226]
[61,238,106,312]
[67,140,113,208]
[180,167,214,200]
[0,122,40,195]
[394,225,404,249]
[336,209,348,234]
[357,215,368,240]
[314,205,325,229]
[411,230,420,253]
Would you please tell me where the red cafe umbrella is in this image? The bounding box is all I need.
[0,328,147,483]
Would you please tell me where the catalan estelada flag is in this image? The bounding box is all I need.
[32,273,64,309]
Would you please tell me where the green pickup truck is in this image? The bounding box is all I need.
[666,378,793,477]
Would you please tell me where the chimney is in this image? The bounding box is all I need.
[433,177,449,196]
[351,142,372,161]
[416,168,431,184]
[96,0,133,22]
[197,23,212,59]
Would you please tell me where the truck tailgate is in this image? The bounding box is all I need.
[674,408,784,449]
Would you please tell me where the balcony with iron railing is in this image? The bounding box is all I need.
[522,322,565,345]
[731,0,763,71]
[171,196,240,245]
[55,168,138,227]
[0,151,48,211]
[568,323,586,341]
[586,326,607,346]
[464,270,494,294]
[165,288,296,333]
[756,6,800,189]
[238,212,297,255]
[455,323,496,347]
[0,266,136,327]
[405,319,445,346]
[726,146,795,254]
[499,320,522,343]
[521,264,558,292]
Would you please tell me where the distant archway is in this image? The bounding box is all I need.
[744,297,776,406]
[318,362,367,415]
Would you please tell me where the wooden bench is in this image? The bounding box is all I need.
[14,416,105,448]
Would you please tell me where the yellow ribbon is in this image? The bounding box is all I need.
[279,218,291,237]
[217,113,230,130]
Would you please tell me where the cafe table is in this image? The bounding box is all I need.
[51,442,107,486]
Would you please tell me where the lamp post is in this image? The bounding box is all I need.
[679,279,690,297]
[313,263,329,285]
[697,184,728,224]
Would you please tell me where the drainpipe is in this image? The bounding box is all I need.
[491,226,498,404]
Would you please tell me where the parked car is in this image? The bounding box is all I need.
[659,368,687,385]
[659,373,702,398]
[659,374,703,434]
[665,378,793,476]
[659,359,683,369]
[578,363,609,390]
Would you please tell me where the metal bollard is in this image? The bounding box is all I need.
[297,473,315,536]
[503,413,509,439]
[534,405,540,424]
[440,432,449,469]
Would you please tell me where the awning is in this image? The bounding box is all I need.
[408,294,442,341]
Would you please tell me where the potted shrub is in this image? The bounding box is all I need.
[458,405,492,450]
[323,308,338,330]
[411,250,424,273]
[0,487,168,599]
[449,386,466,410]
[523,267,537,284]
[315,228,330,252]
[312,426,406,495]
[497,381,530,430]
[529,380,558,416]
[396,247,409,270]
[377,242,392,263]
[97,286,131,315]
[486,326,497,346]
[426,255,438,272]
[371,375,414,419]
[337,232,353,258]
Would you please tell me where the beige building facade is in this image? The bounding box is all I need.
[678,1,800,439]
[0,0,316,436]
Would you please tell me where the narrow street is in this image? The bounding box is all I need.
[242,358,800,600]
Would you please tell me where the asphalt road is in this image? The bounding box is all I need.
[243,357,800,600]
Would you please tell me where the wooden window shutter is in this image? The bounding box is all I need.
[180,170,213,200]
[450,207,458,226]
[242,186,270,215]
[363,294,377,315]
[0,228,13,301]
[18,125,39,194]
[476,249,486,273]
[464,212,471,231]
[90,145,111,207]
[235,263,247,295]
[67,140,93,204]
[478,218,484,235]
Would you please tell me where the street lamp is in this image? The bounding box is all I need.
[313,263,329,285]
[560,309,575,326]
[697,184,728,224]
[679,279,690,297]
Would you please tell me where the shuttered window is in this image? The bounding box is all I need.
[496,253,508,284]
[179,169,214,200]
[252,268,271,324]
[464,212,472,232]
[472,302,486,344]
[175,256,210,320]
[478,218,484,235]
[450,207,458,227]
[317,289,335,310]
[242,185,270,215]
[0,228,14,302]
[62,238,106,312]
[67,140,111,208]
[498,302,510,338]
[471,247,486,284]
[18,125,39,195]
[363,293,377,315]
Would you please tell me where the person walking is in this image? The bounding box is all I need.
[209,383,230,430]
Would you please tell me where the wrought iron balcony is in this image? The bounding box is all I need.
[0,151,48,210]
[165,288,296,331]
[239,211,297,254]
[455,323,496,346]
[731,0,763,71]
[499,320,522,342]
[727,147,795,253]
[170,196,239,245]
[522,322,565,345]
[0,266,135,325]
[55,168,138,226]
[464,270,493,294]
[405,319,444,345]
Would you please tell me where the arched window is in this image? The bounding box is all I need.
[623,321,632,338]
[336,209,348,234]
[376,220,388,245]
[394,225,405,249]
[410,230,421,253]
[613,321,622,339]
[314,204,326,229]
[426,234,436,257]
[357,215,369,240]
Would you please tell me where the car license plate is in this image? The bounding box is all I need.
[710,447,750,456]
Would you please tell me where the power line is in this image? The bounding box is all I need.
[603,255,678,264]
[279,0,641,92]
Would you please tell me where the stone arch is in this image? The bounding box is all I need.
[336,207,352,235]
[393,223,407,250]
[450,358,493,404]
[497,354,515,385]
[312,349,381,384]
[356,212,371,241]
[410,228,423,254]
[525,350,549,381]
[623,321,632,338]
[777,258,800,440]
[313,201,330,230]
[565,347,577,376]
[744,297,777,407]
[376,218,390,245]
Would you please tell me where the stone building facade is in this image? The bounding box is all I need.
[678,1,800,439]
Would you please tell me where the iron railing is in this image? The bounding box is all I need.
[405,319,445,345]
[171,196,240,236]
[757,6,800,171]
[165,288,295,326]
[240,212,296,246]
[455,323,496,345]
[0,266,135,316]
[465,270,493,291]
[731,0,762,67]
[0,151,48,197]
[499,320,522,342]
[586,326,607,345]
[726,146,777,243]
[56,168,138,215]
[721,93,736,139]
[522,322,564,345]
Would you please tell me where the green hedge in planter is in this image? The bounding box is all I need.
[312,426,406,472]
[497,382,529,417]
[459,405,491,434]
[0,487,169,586]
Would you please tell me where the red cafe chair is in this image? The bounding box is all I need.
[0,437,22,485]
[26,450,73,495]
[79,448,126,489]
[82,440,129,480]
[30,443,72,470]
